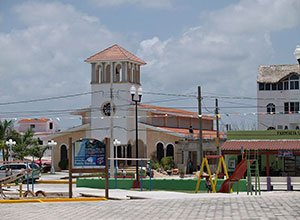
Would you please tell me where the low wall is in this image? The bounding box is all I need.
[77,178,247,192]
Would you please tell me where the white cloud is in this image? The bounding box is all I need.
[207,0,300,34]
[89,0,173,9]
[138,0,300,98]
[0,2,123,127]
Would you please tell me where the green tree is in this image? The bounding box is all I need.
[0,120,14,161]
[11,129,39,161]
[28,145,49,164]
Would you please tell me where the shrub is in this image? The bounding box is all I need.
[161,157,174,171]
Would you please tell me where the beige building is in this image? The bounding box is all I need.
[45,45,221,172]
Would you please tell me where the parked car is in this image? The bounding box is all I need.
[34,160,51,173]
[0,162,41,182]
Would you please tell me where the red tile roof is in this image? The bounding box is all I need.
[18,118,50,123]
[140,104,214,120]
[222,140,300,151]
[85,44,146,65]
[157,127,225,139]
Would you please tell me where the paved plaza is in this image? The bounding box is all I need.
[1,190,300,220]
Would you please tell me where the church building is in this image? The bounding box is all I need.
[47,44,221,172]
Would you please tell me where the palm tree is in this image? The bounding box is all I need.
[11,129,39,161]
[0,120,14,161]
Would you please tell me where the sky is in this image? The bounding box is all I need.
[0,0,300,130]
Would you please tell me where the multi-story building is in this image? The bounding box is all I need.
[257,47,300,130]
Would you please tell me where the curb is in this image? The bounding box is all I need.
[0,197,107,203]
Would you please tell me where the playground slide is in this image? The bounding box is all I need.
[218,158,250,193]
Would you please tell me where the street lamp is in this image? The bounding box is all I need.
[294,45,300,64]
[113,139,121,171]
[48,140,57,174]
[5,139,16,162]
[130,85,142,182]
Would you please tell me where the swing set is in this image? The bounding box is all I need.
[195,155,229,193]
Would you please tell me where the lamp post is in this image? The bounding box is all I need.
[5,139,16,162]
[130,85,142,182]
[294,45,300,64]
[48,140,57,174]
[113,139,121,170]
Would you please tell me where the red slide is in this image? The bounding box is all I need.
[218,158,250,193]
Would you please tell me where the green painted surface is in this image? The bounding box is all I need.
[77,178,247,192]
[228,130,300,140]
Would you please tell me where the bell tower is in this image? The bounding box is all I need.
[85,44,146,145]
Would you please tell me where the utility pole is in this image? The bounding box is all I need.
[109,62,114,178]
[215,98,221,155]
[198,86,203,166]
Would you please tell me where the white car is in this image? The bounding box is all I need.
[0,162,41,182]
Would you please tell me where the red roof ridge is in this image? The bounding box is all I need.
[85,44,146,65]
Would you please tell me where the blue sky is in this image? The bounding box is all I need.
[0,0,300,130]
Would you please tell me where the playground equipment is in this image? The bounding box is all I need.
[195,155,229,193]
[246,149,260,195]
[218,150,261,194]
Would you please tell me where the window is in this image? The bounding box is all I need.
[277,82,283,90]
[265,83,271,90]
[267,103,275,114]
[284,102,299,114]
[284,80,289,90]
[290,75,299,90]
[277,125,283,130]
[285,126,289,130]
[284,102,289,114]
[259,83,264,90]
[30,124,35,129]
[272,84,277,90]
[49,122,53,130]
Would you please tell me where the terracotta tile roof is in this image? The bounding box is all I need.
[222,140,300,151]
[140,104,214,120]
[18,118,50,123]
[85,44,146,65]
[157,127,225,139]
[258,64,300,83]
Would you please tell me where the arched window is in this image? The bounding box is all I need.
[60,145,68,162]
[284,126,289,130]
[166,144,174,159]
[290,74,299,90]
[156,143,164,162]
[267,103,275,114]
[296,126,299,130]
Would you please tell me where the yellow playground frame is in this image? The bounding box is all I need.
[195,155,229,193]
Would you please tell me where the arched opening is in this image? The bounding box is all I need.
[156,142,164,162]
[59,145,68,170]
[105,64,111,83]
[127,63,132,82]
[267,127,275,130]
[296,126,299,130]
[114,64,122,82]
[166,144,174,159]
[127,144,132,166]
